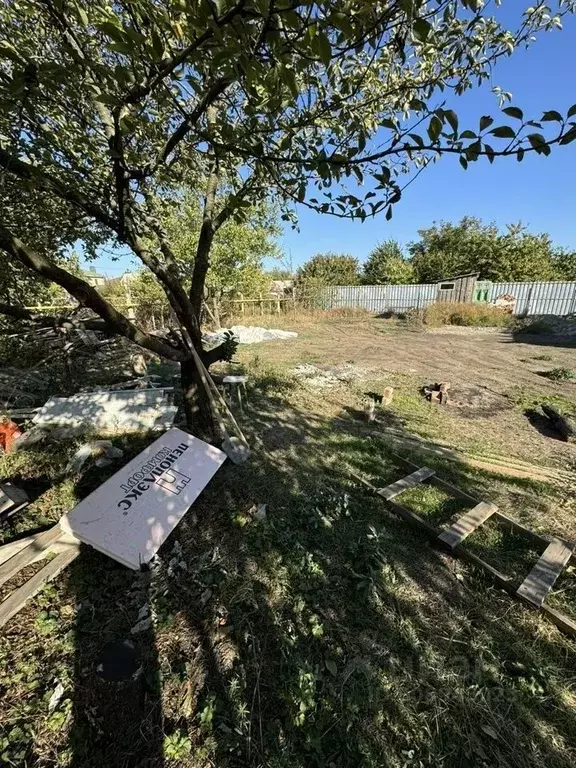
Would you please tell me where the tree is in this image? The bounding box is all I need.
[409,217,500,281]
[409,217,568,282]
[362,240,414,284]
[164,194,281,297]
[1,2,575,434]
[297,253,360,286]
[552,249,576,281]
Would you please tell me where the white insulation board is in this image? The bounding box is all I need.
[60,428,226,569]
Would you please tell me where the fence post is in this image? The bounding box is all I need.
[239,293,245,317]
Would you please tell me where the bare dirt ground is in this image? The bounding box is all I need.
[245,316,576,397]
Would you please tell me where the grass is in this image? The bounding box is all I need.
[423,302,515,328]
[541,367,576,382]
[2,317,576,767]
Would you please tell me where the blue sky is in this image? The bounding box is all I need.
[89,10,576,276]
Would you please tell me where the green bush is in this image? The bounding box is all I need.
[542,367,575,381]
[423,302,514,328]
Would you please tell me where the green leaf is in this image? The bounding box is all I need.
[98,22,127,45]
[483,144,495,164]
[459,155,468,170]
[527,133,550,155]
[325,659,337,676]
[374,167,391,186]
[559,126,576,145]
[0,40,22,64]
[409,98,426,112]
[566,104,576,118]
[386,205,393,221]
[516,148,525,162]
[490,126,516,139]
[93,92,118,106]
[427,115,442,143]
[444,110,458,133]
[479,115,493,131]
[413,19,431,42]
[77,8,89,28]
[541,110,563,122]
[315,33,332,66]
[459,130,477,140]
[503,106,524,120]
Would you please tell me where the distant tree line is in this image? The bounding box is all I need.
[296,217,576,287]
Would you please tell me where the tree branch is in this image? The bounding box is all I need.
[0,148,118,232]
[0,225,185,361]
[158,78,231,167]
[122,1,247,106]
[0,303,121,336]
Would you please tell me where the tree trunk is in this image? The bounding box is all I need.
[180,358,216,440]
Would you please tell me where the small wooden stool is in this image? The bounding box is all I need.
[211,375,248,415]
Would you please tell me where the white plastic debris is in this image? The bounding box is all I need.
[203,325,298,345]
[48,681,65,713]
[66,440,124,474]
[255,504,267,521]
[130,616,153,634]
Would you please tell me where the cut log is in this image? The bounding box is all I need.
[382,386,394,406]
[541,404,576,443]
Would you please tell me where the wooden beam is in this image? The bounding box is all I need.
[0,526,63,588]
[438,501,498,549]
[0,544,80,629]
[377,467,435,500]
[517,538,575,608]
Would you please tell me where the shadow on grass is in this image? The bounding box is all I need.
[2,404,576,767]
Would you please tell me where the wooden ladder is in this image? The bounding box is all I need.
[371,456,576,638]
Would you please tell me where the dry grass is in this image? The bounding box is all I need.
[423,301,515,327]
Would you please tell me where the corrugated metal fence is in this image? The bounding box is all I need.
[487,282,576,316]
[320,284,437,313]
[321,281,576,316]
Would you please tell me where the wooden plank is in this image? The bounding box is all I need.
[0,544,80,629]
[517,538,575,608]
[0,526,63,588]
[438,502,498,549]
[377,467,435,500]
[393,453,551,548]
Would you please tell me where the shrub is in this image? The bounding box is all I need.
[423,302,514,328]
[542,367,575,381]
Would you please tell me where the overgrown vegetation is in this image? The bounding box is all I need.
[423,302,515,327]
